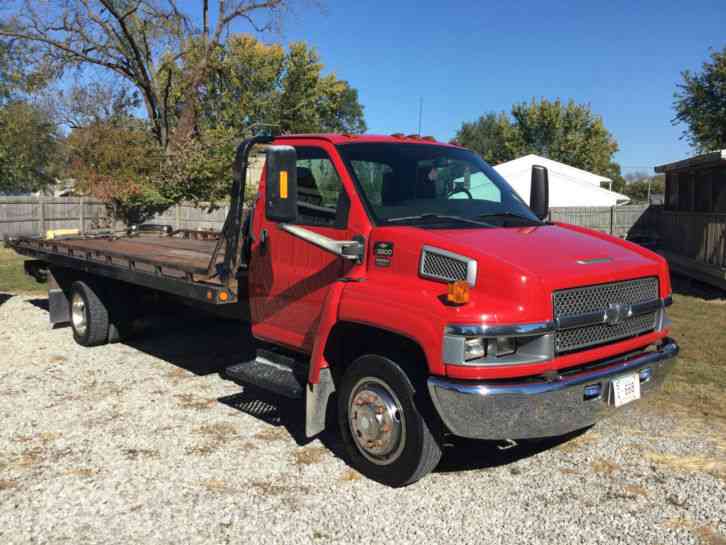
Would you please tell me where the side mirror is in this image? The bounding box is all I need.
[265,145,298,223]
[530,165,549,220]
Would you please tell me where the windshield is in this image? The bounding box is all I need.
[337,143,540,227]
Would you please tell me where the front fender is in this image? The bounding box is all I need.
[335,281,445,376]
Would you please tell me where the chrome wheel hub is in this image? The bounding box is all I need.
[348,378,405,465]
[71,293,87,336]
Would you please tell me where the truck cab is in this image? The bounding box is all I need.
[242,134,678,486]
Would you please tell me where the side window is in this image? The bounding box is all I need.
[294,147,349,228]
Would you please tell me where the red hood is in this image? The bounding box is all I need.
[367,223,669,325]
[425,223,664,292]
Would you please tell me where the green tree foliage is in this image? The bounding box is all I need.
[158,36,366,204]
[673,46,726,152]
[455,98,623,188]
[0,38,54,103]
[621,173,664,203]
[202,36,365,136]
[454,113,514,165]
[0,101,59,194]
[0,37,59,193]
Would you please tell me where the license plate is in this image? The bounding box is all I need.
[611,373,641,407]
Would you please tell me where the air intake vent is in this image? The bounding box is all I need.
[420,246,477,286]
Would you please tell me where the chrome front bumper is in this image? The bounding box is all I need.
[428,338,679,440]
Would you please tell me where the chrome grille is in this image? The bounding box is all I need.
[555,311,658,353]
[420,247,473,284]
[553,277,659,353]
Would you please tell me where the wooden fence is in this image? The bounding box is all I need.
[0,197,111,237]
[150,203,229,231]
[549,205,658,238]
[2,197,658,241]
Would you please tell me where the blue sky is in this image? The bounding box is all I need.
[223,0,725,174]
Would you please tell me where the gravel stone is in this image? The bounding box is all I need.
[1,294,724,545]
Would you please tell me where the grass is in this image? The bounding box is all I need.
[0,246,44,295]
[657,281,726,420]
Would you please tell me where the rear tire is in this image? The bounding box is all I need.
[337,355,442,487]
[70,280,109,347]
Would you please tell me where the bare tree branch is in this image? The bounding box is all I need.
[1,0,293,150]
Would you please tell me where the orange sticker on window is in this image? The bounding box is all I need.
[280,170,288,199]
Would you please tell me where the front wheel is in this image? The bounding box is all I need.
[337,355,442,487]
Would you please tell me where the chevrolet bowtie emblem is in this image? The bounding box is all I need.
[604,303,632,326]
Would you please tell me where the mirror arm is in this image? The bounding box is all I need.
[279,224,363,262]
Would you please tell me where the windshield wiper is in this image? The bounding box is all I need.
[475,212,542,224]
[385,213,493,228]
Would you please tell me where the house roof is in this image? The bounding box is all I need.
[493,154,630,208]
[654,150,726,173]
[495,154,613,186]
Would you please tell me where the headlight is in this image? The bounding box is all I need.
[443,322,555,366]
[488,337,517,357]
[464,337,486,360]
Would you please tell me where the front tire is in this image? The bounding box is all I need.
[70,280,110,347]
[337,355,442,487]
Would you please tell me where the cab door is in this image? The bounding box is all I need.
[248,143,356,352]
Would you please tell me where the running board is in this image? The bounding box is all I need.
[224,349,308,399]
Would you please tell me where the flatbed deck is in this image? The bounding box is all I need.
[5,231,241,304]
[56,236,221,276]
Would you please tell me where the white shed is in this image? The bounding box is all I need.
[494,154,630,207]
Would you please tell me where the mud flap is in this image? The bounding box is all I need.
[305,368,336,438]
[48,269,70,328]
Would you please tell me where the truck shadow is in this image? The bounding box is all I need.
[436,430,589,474]
[122,307,257,375]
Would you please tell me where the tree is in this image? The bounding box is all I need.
[53,81,142,129]
[453,113,514,165]
[0,101,60,193]
[157,35,366,204]
[0,36,56,103]
[65,120,168,222]
[456,98,623,188]
[203,36,365,135]
[0,34,60,193]
[673,46,726,152]
[0,0,294,151]
[622,172,664,203]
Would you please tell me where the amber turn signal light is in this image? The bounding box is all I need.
[447,280,470,304]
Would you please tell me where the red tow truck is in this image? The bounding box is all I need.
[7,133,678,486]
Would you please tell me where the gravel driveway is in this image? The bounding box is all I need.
[1,294,724,545]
